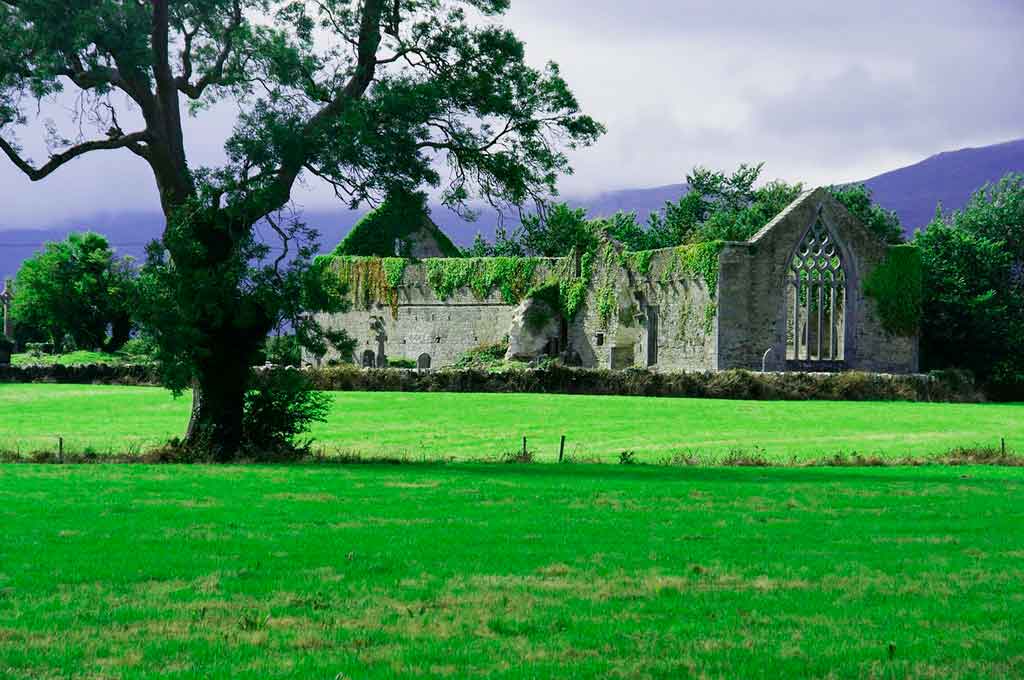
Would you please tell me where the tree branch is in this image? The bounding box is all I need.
[61,54,125,91]
[176,0,242,99]
[0,131,149,181]
[260,0,386,218]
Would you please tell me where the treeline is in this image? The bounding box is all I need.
[462,164,903,258]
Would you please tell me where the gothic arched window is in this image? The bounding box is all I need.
[786,218,847,362]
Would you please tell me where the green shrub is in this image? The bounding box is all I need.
[451,343,512,371]
[264,334,302,367]
[388,357,417,369]
[243,369,331,460]
[863,245,923,337]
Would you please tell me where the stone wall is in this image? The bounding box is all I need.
[717,188,918,373]
[577,248,717,371]
[313,187,919,374]
[313,260,561,368]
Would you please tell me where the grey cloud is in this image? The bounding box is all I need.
[1,0,1022,228]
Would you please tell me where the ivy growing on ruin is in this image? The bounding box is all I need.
[425,257,543,303]
[619,250,654,276]
[863,244,923,337]
[325,256,407,318]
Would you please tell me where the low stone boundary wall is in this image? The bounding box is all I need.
[0,363,985,403]
[302,366,984,403]
[0,363,160,385]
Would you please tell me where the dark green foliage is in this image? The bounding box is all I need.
[387,357,417,369]
[463,227,526,257]
[263,334,302,367]
[333,190,461,258]
[863,245,923,337]
[829,184,905,244]
[648,164,804,246]
[915,175,1024,396]
[323,329,358,365]
[471,164,808,256]
[599,212,654,251]
[10,232,136,352]
[242,369,331,460]
[523,281,561,326]
[518,203,597,256]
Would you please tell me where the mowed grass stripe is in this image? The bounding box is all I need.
[0,464,1022,678]
[0,384,1022,461]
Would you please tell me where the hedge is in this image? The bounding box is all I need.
[0,363,986,403]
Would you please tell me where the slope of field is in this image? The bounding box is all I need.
[0,384,1021,462]
[1,463,1022,678]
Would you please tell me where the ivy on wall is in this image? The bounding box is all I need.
[673,241,726,292]
[327,256,408,318]
[524,249,596,325]
[619,249,653,276]
[320,238,729,336]
[332,192,462,258]
[863,244,923,337]
[425,257,542,303]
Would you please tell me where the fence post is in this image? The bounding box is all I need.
[559,435,566,463]
[58,436,63,464]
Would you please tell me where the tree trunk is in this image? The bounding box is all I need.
[170,210,274,462]
[184,334,254,462]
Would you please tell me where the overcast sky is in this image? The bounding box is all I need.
[1,0,1022,229]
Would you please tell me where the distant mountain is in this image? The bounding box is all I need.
[1,138,1022,281]
[860,138,1024,237]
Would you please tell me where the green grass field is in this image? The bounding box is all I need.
[1,463,1023,678]
[0,384,1022,462]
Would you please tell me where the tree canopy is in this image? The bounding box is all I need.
[10,232,135,352]
[915,173,1024,397]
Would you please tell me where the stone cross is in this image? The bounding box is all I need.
[0,278,12,339]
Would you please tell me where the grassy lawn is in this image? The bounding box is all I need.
[0,384,1022,462]
[1,463,1022,678]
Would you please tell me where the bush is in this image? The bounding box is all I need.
[388,357,417,369]
[451,342,511,371]
[263,334,302,367]
[242,369,331,460]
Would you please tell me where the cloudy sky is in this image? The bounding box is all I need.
[1,0,1022,228]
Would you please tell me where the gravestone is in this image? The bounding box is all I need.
[1,278,12,339]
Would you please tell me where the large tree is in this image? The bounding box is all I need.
[0,0,602,458]
[11,232,136,352]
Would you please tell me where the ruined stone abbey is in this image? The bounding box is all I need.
[313,188,919,374]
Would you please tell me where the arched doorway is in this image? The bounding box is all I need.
[785,216,848,365]
[417,353,431,370]
[361,349,376,368]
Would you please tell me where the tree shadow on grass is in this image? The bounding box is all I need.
[294,458,1024,488]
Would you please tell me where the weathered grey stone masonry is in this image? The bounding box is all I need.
[313,188,918,374]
